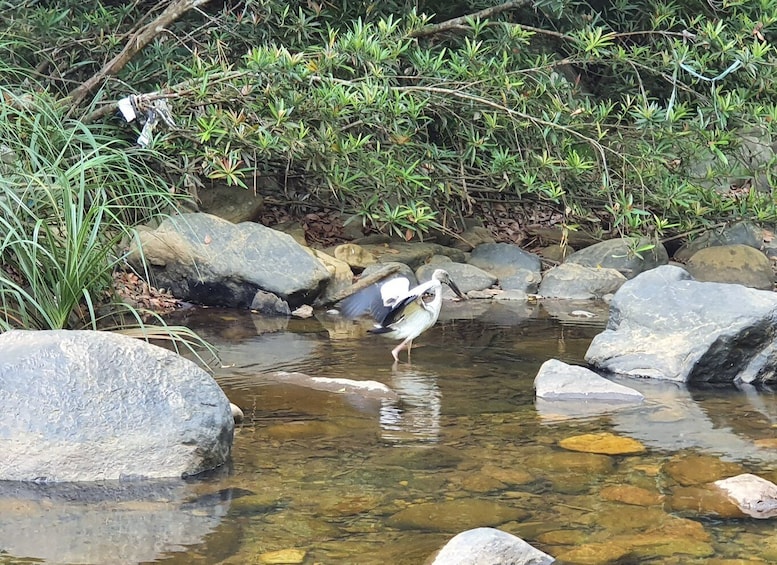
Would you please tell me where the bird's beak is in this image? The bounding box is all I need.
[447,279,466,300]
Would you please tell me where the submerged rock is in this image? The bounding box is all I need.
[558,432,646,456]
[0,330,233,482]
[429,527,555,565]
[714,473,777,519]
[387,499,527,532]
[585,265,777,384]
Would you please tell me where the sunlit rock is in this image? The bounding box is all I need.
[714,473,777,519]
[429,527,555,565]
[535,359,644,402]
[585,265,777,384]
[258,548,307,564]
[0,330,233,482]
[559,432,646,456]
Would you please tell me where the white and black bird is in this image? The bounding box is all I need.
[339,269,466,362]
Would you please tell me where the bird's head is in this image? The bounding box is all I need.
[432,269,466,300]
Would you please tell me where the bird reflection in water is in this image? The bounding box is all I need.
[379,365,441,444]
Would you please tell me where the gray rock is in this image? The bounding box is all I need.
[674,221,764,262]
[585,265,777,384]
[534,359,644,402]
[0,330,233,482]
[685,244,774,290]
[250,290,291,316]
[468,243,542,292]
[416,262,497,295]
[538,262,626,299]
[430,527,555,565]
[565,237,668,279]
[128,212,330,308]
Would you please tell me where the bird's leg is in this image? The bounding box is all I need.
[407,339,413,360]
[392,338,412,363]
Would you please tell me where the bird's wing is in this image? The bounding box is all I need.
[380,277,410,305]
[339,276,412,322]
[339,284,383,319]
[378,293,425,327]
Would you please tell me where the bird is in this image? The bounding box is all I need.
[339,268,466,362]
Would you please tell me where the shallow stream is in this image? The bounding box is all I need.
[3,300,777,564]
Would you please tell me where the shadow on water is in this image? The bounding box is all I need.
[6,301,777,564]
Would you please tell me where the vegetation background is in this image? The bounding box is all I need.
[1,0,776,332]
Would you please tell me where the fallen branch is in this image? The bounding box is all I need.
[68,0,212,108]
[410,0,532,38]
[318,263,401,308]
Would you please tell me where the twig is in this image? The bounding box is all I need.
[68,0,213,108]
[410,0,532,38]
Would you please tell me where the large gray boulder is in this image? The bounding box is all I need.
[129,213,330,309]
[585,265,777,384]
[0,330,233,482]
[429,528,555,565]
[565,237,668,279]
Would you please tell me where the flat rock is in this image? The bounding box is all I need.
[565,237,669,279]
[0,330,233,482]
[685,244,774,290]
[387,499,528,532]
[534,359,644,402]
[128,212,330,308]
[558,432,646,455]
[429,527,555,565]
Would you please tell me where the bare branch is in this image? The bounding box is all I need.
[410,0,532,38]
[68,0,212,108]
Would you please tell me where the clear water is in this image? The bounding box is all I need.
[4,300,777,564]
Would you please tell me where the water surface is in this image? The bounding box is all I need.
[5,300,777,564]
